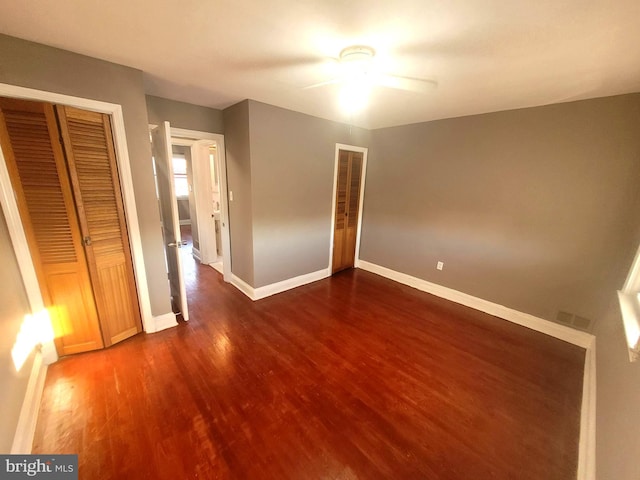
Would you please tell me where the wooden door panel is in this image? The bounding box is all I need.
[344,228,358,270]
[332,231,345,273]
[57,106,142,347]
[47,269,103,355]
[0,98,104,355]
[96,261,140,344]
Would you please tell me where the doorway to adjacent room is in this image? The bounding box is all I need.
[150,123,230,321]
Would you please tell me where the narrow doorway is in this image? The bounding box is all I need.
[331,144,368,274]
[150,123,230,323]
[172,139,225,272]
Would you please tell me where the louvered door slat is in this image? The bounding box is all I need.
[0,97,104,355]
[335,152,349,229]
[57,105,142,347]
[347,156,362,228]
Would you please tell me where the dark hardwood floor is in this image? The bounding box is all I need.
[32,255,585,479]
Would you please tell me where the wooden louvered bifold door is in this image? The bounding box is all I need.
[0,98,104,355]
[57,106,142,347]
[332,149,363,274]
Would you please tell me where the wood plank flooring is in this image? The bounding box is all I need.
[32,259,585,479]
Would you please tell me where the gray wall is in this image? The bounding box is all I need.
[223,99,370,288]
[0,34,171,317]
[223,100,254,285]
[177,199,191,222]
[363,94,640,323]
[248,100,370,287]
[0,212,33,452]
[146,95,224,134]
[361,93,640,480]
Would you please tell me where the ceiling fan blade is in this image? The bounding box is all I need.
[228,55,336,71]
[302,78,343,90]
[375,74,438,93]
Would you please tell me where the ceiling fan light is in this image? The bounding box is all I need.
[339,45,376,63]
[339,45,376,78]
[339,81,370,114]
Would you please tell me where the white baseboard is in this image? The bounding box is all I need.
[192,247,202,262]
[231,274,255,299]
[209,261,223,274]
[357,260,594,348]
[357,259,596,480]
[150,312,178,332]
[11,351,47,454]
[231,268,330,301]
[254,269,330,300]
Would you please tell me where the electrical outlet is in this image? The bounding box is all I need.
[436,261,444,271]
[229,191,233,201]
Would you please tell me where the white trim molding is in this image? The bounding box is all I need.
[230,274,255,300]
[254,269,330,300]
[616,291,640,362]
[150,312,178,332]
[11,352,48,453]
[357,259,596,480]
[231,268,330,301]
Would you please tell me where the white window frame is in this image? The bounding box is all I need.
[618,242,640,362]
[172,154,189,198]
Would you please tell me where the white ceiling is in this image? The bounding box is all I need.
[1,0,639,129]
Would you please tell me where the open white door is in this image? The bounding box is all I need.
[151,121,189,320]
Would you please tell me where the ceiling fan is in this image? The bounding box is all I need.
[303,45,437,94]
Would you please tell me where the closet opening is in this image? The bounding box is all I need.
[0,97,142,356]
[329,144,368,274]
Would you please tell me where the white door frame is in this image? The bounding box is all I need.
[168,127,231,282]
[328,143,369,272]
[0,83,155,363]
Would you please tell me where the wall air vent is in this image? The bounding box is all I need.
[555,310,594,332]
